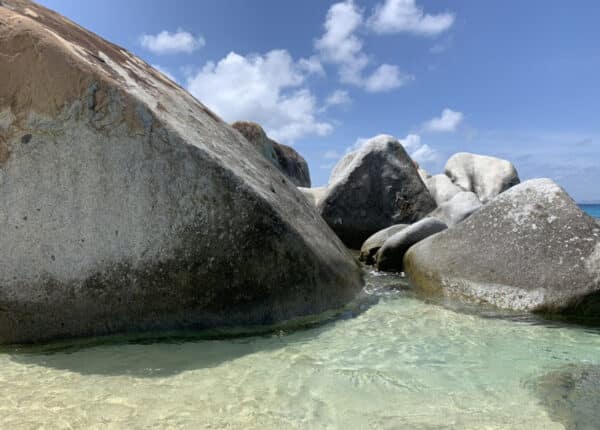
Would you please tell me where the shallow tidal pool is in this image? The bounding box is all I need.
[1,271,599,429]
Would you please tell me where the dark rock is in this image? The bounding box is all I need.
[318,135,436,248]
[404,179,600,315]
[531,365,600,430]
[232,121,311,187]
[375,218,447,272]
[359,224,409,265]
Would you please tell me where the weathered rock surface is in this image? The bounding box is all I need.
[531,365,600,430]
[445,152,520,203]
[318,135,437,248]
[426,174,462,205]
[232,121,311,187]
[375,218,447,272]
[0,0,363,344]
[298,186,327,207]
[427,191,482,226]
[404,179,600,315]
[359,224,409,265]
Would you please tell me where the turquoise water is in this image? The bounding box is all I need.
[580,204,600,219]
[1,271,598,429]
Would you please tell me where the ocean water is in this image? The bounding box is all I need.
[1,271,598,429]
[580,204,600,219]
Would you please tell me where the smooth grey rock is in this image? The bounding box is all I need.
[359,224,409,265]
[531,365,600,430]
[0,2,363,344]
[298,186,327,207]
[445,152,520,203]
[318,135,437,248]
[426,174,462,205]
[375,218,447,272]
[427,191,482,226]
[232,121,311,187]
[404,179,600,315]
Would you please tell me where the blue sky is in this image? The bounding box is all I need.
[38,0,600,201]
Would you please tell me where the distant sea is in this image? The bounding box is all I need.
[580,204,600,219]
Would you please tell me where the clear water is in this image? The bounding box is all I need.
[580,204,600,219]
[1,271,599,429]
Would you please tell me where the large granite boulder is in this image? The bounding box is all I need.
[375,218,447,272]
[359,224,409,265]
[427,191,482,226]
[232,121,311,187]
[445,152,520,203]
[404,179,600,315]
[0,0,363,344]
[426,174,462,205]
[318,135,436,248]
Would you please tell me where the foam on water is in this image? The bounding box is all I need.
[1,272,599,429]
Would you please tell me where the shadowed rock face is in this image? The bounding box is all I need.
[375,218,447,272]
[318,135,437,248]
[359,224,409,265]
[531,365,600,430]
[231,121,311,187]
[405,179,600,316]
[0,0,362,344]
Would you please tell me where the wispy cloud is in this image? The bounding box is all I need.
[323,149,342,159]
[325,89,352,107]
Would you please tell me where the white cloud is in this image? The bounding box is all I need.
[186,50,332,143]
[325,89,352,106]
[364,64,413,92]
[368,0,455,36]
[140,29,205,54]
[315,0,368,85]
[424,108,463,132]
[399,133,438,163]
[315,1,408,93]
[152,64,176,82]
